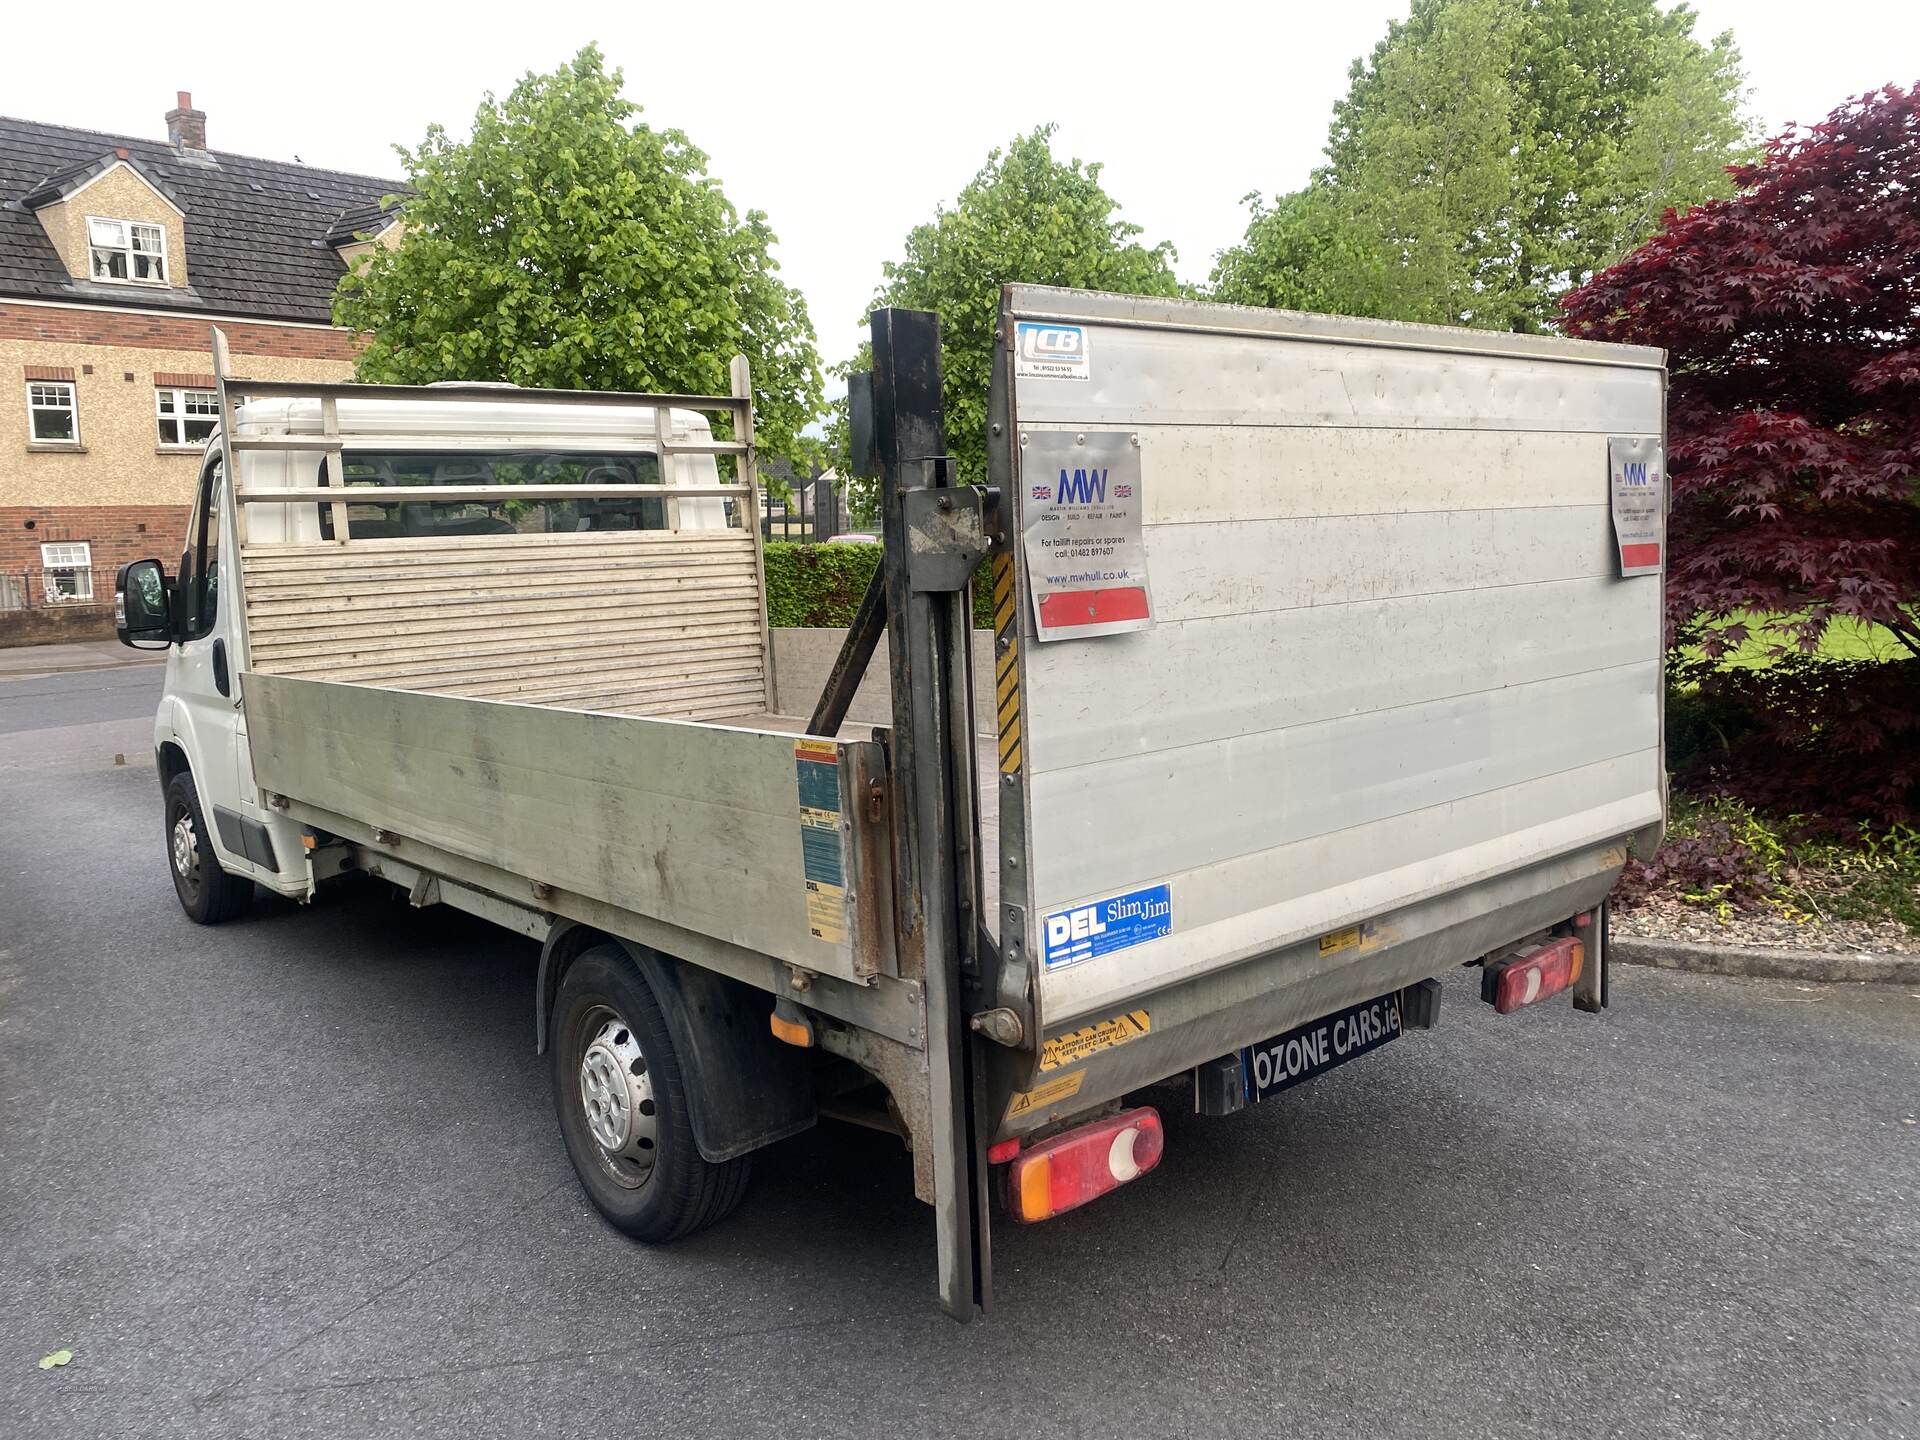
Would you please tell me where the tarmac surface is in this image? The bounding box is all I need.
[3,665,1917,1439]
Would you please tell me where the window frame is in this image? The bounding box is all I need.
[39,541,93,602]
[86,214,169,286]
[156,386,220,449]
[26,380,80,446]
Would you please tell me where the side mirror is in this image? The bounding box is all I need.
[115,559,173,650]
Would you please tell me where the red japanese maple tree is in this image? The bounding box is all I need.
[1563,84,1920,819]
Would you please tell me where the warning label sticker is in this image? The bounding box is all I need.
[794,739,846,944]
[1318,926,1362,957]
[1040,1009,1152,1073]
[1020,430,1153,643]
[1004,1070,1086,1124]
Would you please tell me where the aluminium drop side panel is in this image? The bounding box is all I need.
[242,672,888,986]
[999,286,1667,1044]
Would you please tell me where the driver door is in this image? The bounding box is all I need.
[164,449,255,873]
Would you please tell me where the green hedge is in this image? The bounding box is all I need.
[763,542,994,629]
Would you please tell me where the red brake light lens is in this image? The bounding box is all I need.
[1007,1107,1164,1224]
[1486,937,1584,1014]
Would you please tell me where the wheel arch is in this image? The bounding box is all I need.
[155,739,191,787]
[538,922,815,1164]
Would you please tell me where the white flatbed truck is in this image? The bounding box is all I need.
[115,287,1667,1318]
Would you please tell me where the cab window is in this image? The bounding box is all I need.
[178,454,223,640]
[317,450,665,539]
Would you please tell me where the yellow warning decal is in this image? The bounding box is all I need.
[1039,1009,1151,1073]
[1004,1070,1085,1124]
[992,552,1022,775]
[1318,925,1362,957]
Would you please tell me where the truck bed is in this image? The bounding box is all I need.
[241,669,991,1024]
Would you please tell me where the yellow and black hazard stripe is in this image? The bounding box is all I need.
[993,552,1022,775]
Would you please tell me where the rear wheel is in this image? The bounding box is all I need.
[164,770,253,925]
[551,944,751,1241]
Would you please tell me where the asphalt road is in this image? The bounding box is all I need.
[3,664,1917,1439]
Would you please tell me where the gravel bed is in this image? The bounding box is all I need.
[1613,894,1919,954]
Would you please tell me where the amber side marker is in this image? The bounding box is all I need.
[770,1005,813,1048]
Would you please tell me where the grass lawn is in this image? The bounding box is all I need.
[1680,612,1911,668]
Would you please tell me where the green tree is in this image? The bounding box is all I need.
[1330,0,1523,326]
[849,126,1182,486]
[1213,0,1751,331]
[333,46,823,464]
[1208,188,1393,318]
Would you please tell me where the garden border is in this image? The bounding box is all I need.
[1612,936,1920,986]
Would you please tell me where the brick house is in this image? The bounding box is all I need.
[0,93,401,642]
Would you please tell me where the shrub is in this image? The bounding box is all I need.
[1617,792,1920,932]
[1615,798,1782,911]
[1675,657,1920,825]
[763,542,994,629]
[1564,85,1920,821]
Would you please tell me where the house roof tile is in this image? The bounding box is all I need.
[0,115,404,323]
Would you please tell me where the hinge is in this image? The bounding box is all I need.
[902,484,987,592]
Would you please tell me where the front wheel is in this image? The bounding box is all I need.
[551,944,751,1241]
[164,770,253,924]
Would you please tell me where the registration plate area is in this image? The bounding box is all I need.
[1242,992,1403,1102]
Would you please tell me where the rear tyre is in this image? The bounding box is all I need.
[551,944,752,1241]
[164,770,253,925]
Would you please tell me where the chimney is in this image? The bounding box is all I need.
[165,91,206,152]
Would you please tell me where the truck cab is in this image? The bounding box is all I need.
[125,389,737,919]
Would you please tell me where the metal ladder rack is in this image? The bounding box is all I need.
[205,323,770,696]
[208,326,761,544]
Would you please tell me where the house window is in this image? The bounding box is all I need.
[87,217,168,284]
[157,387,219,447]
[40,542,93,601]
[27,381,78,443]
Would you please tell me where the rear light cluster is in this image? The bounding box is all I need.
[1482,936,1584,1014]
[1005,1107,1164,1224]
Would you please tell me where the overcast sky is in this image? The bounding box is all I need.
[6,0,1916,368]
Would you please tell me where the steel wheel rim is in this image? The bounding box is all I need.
[577,1005,657,1189]
[171,809,200,890]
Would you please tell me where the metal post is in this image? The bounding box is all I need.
[209,326,256,678]
[869,307,989,1321]
[729,356,772,717]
